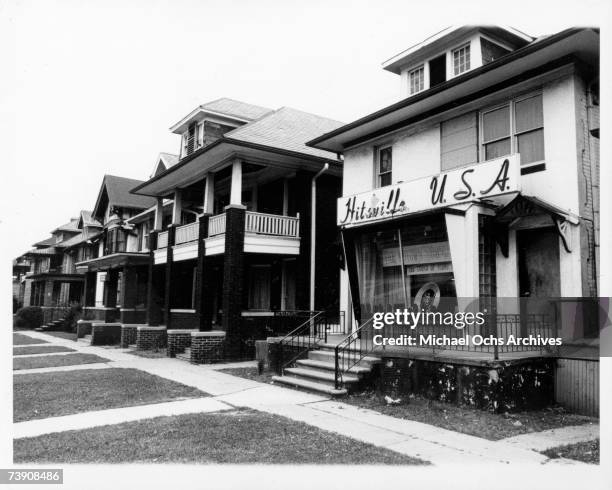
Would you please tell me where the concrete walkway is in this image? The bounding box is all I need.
[13,330,596,465]
[14,363,112,375]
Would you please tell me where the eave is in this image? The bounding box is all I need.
[131,137,342,198]
[308,28,599,152]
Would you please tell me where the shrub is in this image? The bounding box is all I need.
[14,306,44,329]
[63,304,83,332]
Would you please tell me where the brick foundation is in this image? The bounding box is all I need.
[136,326,167,350]
[377,357,555,413]
[120,324,140,348]
[190,331,225,364]
[91,323,122,345]
[167,329,196,357]
[76,320,93,339]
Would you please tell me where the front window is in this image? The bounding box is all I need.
[480,93,544,166]
[377,146,392,187]
[452,44,471,75]
[409,66,424,95]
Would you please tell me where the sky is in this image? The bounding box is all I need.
[1,0,610,260]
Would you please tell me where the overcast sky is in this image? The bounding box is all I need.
[2,0,610,260]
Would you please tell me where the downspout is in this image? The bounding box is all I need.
[310,163,329,312]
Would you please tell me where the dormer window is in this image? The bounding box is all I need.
[409,66,425,95]
[452,43,471,76]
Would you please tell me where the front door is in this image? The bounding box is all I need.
[517,227,560,334]
[248,265,271,311]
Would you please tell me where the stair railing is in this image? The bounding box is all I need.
[334,316,376,390]
[278,310,327,373]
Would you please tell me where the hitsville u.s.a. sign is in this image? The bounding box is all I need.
[337,155,520,227]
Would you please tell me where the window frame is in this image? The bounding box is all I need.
[478,91,545,168]
[375,145,393,188]
[408,65,425,95]
[452,43,471,76]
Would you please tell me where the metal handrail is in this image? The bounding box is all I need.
[278,310,327,372]
[334,316,375,390]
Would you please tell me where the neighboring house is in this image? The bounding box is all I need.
[12,257,30,309]
[309,27,600,414]
[18,214,100,321]
[131,98,344,358]
[74,175,157,323]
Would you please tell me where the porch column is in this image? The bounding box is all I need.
[172,189,183,225]
[203,174,215,215]
[230,160,242,206]
[146,231,164,326]
[119,267,138,323]
[154,198,164,231]
[222,204,246,358]
[195,214,213,330]
[164,225,176,328]
[445,206,481,308]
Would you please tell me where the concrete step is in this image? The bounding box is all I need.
[308,349,381,367]
[295,358,372,375]
[128,343,136,349]
[271,375,347,397]
[284,367,360,385]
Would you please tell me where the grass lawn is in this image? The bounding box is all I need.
[14,353,110,371]
[13,345,75,356]
[222,367,597,441]
[13,409,426,464]
[14,368,207,422]
[13,333,48,346]
[542,439,599,464]
[43,331,77,341]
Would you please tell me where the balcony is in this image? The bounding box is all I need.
[154,211,301,262]
[206,211,300,256]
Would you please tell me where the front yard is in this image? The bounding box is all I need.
[14,368,207,422]
[542,439,599,464]
[13,333,48,345]
[220,367,597,441]
[13,345,75,356]
[14,353,110,371]
[14,409,426,464]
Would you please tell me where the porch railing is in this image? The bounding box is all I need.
[175,222,199,244]
[157,230,169,248]
[334,316,376,390]
[208,214,226,236]
[277,311,328,372]
[245,211,300,237]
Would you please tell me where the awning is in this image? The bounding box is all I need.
[75,252,150,272]
[485,193,580,255]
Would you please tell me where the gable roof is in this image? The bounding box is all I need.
[225,107,344,160]
[93,175,158,220]
[79,210,102,228]
[51,218,80,234]
[32,236,57,248]
[152,152,180,178]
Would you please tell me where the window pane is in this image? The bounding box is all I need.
[484,138,511,160]
[515,95,543,133]
[517,129,544,164]
[379,173,392,187]
[482,106,510,142]
[379,148,392,173]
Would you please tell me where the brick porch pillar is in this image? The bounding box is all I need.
[195,214,213,331]
[146,231,164,326]
[221,205,246,358]
[164,225,176,328]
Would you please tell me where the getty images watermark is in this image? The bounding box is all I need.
[371,308,563,348]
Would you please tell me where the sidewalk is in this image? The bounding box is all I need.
[14,330,596,465]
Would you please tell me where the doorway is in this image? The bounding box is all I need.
[517,227,560,333]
